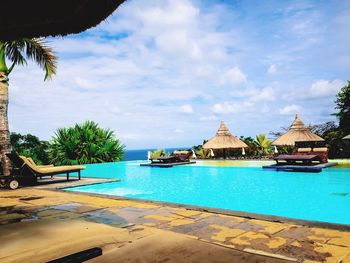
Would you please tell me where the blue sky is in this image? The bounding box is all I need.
[8,0,350,149]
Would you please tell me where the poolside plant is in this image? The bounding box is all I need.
[240,136,258,157]
[150,149,166,159]
[0,39,57,175]
[192,140,210,159]
[194,148,210,159]
[254,134,272,156]
[49,121,125,165]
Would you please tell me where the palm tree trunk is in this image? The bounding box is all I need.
[0,43,11,176]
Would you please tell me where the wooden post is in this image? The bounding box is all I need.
[66,172,69,181]
[78,170,81,180]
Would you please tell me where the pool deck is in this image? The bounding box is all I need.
[1,178,350,262]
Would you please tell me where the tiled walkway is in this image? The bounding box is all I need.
[1,186,350,262]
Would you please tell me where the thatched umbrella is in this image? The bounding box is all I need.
[0,0,126,41]
[203,121,248,159]
[343,134,350,149]
[343,134,350,140]
[272,114,324,146]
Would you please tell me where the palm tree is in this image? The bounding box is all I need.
[194,148,210,159]
[254,134,272,156]
[0,39,57,175]
[50,121,125,165]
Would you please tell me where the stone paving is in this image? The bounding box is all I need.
[0,186,350,262]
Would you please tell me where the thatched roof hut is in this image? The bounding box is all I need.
[0,0,126,41]
[343,134,350,140]
[272,114,324,146]
[203,121,248,150]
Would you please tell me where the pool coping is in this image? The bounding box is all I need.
[54,180,350,232]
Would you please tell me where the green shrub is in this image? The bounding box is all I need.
[150,149,166,159]
[10,132,50,164]
[49,121,125,165]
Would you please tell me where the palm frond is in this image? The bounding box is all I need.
[22,38,57,80]
[4,38,57,80]
[4,40,27,67]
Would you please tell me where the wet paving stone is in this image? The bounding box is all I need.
[276,241,331,262]
[276,225,312,240]
[47,202,100,213]
[0,205,35,225]
[0,213,28,225]
[195,214,245,229]
[114,207,168,225]
[83,209,135,228]
[164,220,220,240]
[40,210,82,220]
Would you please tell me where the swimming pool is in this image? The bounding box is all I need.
[65,161,350,225]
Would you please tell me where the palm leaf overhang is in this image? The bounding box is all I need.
[4,39,57,80]
[0,0,126,41]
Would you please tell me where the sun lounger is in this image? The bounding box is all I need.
[150,150,193,164]
[27,157,54,168]
[6,153,85,182]
[292,141,329,163]
[274,154,321,165]
[151,155,178,163]
[173,150,193,162]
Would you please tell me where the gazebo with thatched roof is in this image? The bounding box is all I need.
[272,114,324,146]
[203,121,248,159]
[343,134,350,150]
[0,0,126,41]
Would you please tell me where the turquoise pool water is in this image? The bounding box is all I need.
[65,161,350,225]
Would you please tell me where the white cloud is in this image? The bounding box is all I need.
[267,64,277,75]
[279,104,302,115]
[309,79,344,97]
[220,67,247,85]
[179,104,193,113]
[230,86,275,102]
[200,115,217,121]
[249,87,275,102]
[212,101,253,114]
[284,79,345,100]
[110,107,121,115]
[118,132,142,140]
[174,128,184,133]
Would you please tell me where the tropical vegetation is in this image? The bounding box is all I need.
[49,121,125,165]
[192,140,210,158]
[335,80,350,135]
[194,148,210,159]
[149,149,167,159]
[10,132,50,165]
[0,38,57,175]
[254,134,272,155]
